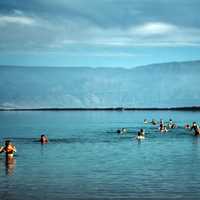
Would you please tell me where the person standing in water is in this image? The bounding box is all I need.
[0,140,16,157]
[191,122,200,136]
[136,129,145,140]
[159,119,164,131]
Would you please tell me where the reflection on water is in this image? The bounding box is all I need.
[0,156,16,176]
[5,156,16,176]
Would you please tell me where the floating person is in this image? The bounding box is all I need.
[122,128,128,133]
[117,128,128,135]
[144,119,148,124]
[160,125,168,133]
[117,129,121,134]
[0,140,16,157]
[168,119,173,128]
[136,129,145,140]
[171,123,177,129]
[184,124,190,129]
[168,119,177,129]
[40,134,48,144]
[191,122,200,136]
[151,119,157,125]
[140,129,145,136]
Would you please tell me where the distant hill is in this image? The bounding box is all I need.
[0,60,200,109]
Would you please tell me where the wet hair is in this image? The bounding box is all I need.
[193,122,197,125]
[5,140,11,146]
[117,129,121,134]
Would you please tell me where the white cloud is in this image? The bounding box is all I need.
[0,14,35,26]
[133,22,177,35]
[57,22,200,48]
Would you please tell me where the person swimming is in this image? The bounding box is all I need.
[40,134,48,143]
[159,120,164,131]
[167,119,177,129]
[0,140,16,157]
[160,125,168,133]
[168,119,173,128]
[184,124,190,129]
[191,122,200,136]
[136,129,145,139]
[122,128,128,133]
[117,128,128,135]
[151,119,157,125]
[144,119,148,124]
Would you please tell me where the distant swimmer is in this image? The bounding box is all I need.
[168,119,177,129]
[168,119,173,128]
[151,119,157,125]
[140,129,145,136]
[117,129,121,134]
[117,128,128,135]
[144,119,148,124]
[40,134,48,144]
[159,120,164,131]
[171,123,177,129]
[136,129,145,140]
[184,124,190,129]
[191,122,200,136]
[122,128,128,133]
[0,140,16,157]
[160,125,168,133]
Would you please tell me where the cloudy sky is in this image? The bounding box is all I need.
[0,0,200,67]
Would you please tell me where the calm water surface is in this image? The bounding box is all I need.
[0,111,200,200]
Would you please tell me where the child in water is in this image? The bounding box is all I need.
[0,140,16,157]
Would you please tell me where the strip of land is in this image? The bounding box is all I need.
[1,107,200,111]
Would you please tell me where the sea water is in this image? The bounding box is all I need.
[0,111,200,200]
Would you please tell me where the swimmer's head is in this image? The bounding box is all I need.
[5,140,11,146]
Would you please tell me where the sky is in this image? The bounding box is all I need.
[0,0,200,67]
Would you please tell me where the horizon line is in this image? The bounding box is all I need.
[0,59,200,69]
[1,106,200,112]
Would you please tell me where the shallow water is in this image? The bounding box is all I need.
[0,111,200,200]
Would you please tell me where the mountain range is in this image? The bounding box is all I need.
[0,60,200,109]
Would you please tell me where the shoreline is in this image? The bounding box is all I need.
[1,106,200,111]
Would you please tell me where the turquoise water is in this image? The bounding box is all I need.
[0,111,200,200]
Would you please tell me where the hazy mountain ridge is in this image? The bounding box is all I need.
[0,60,200,108]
